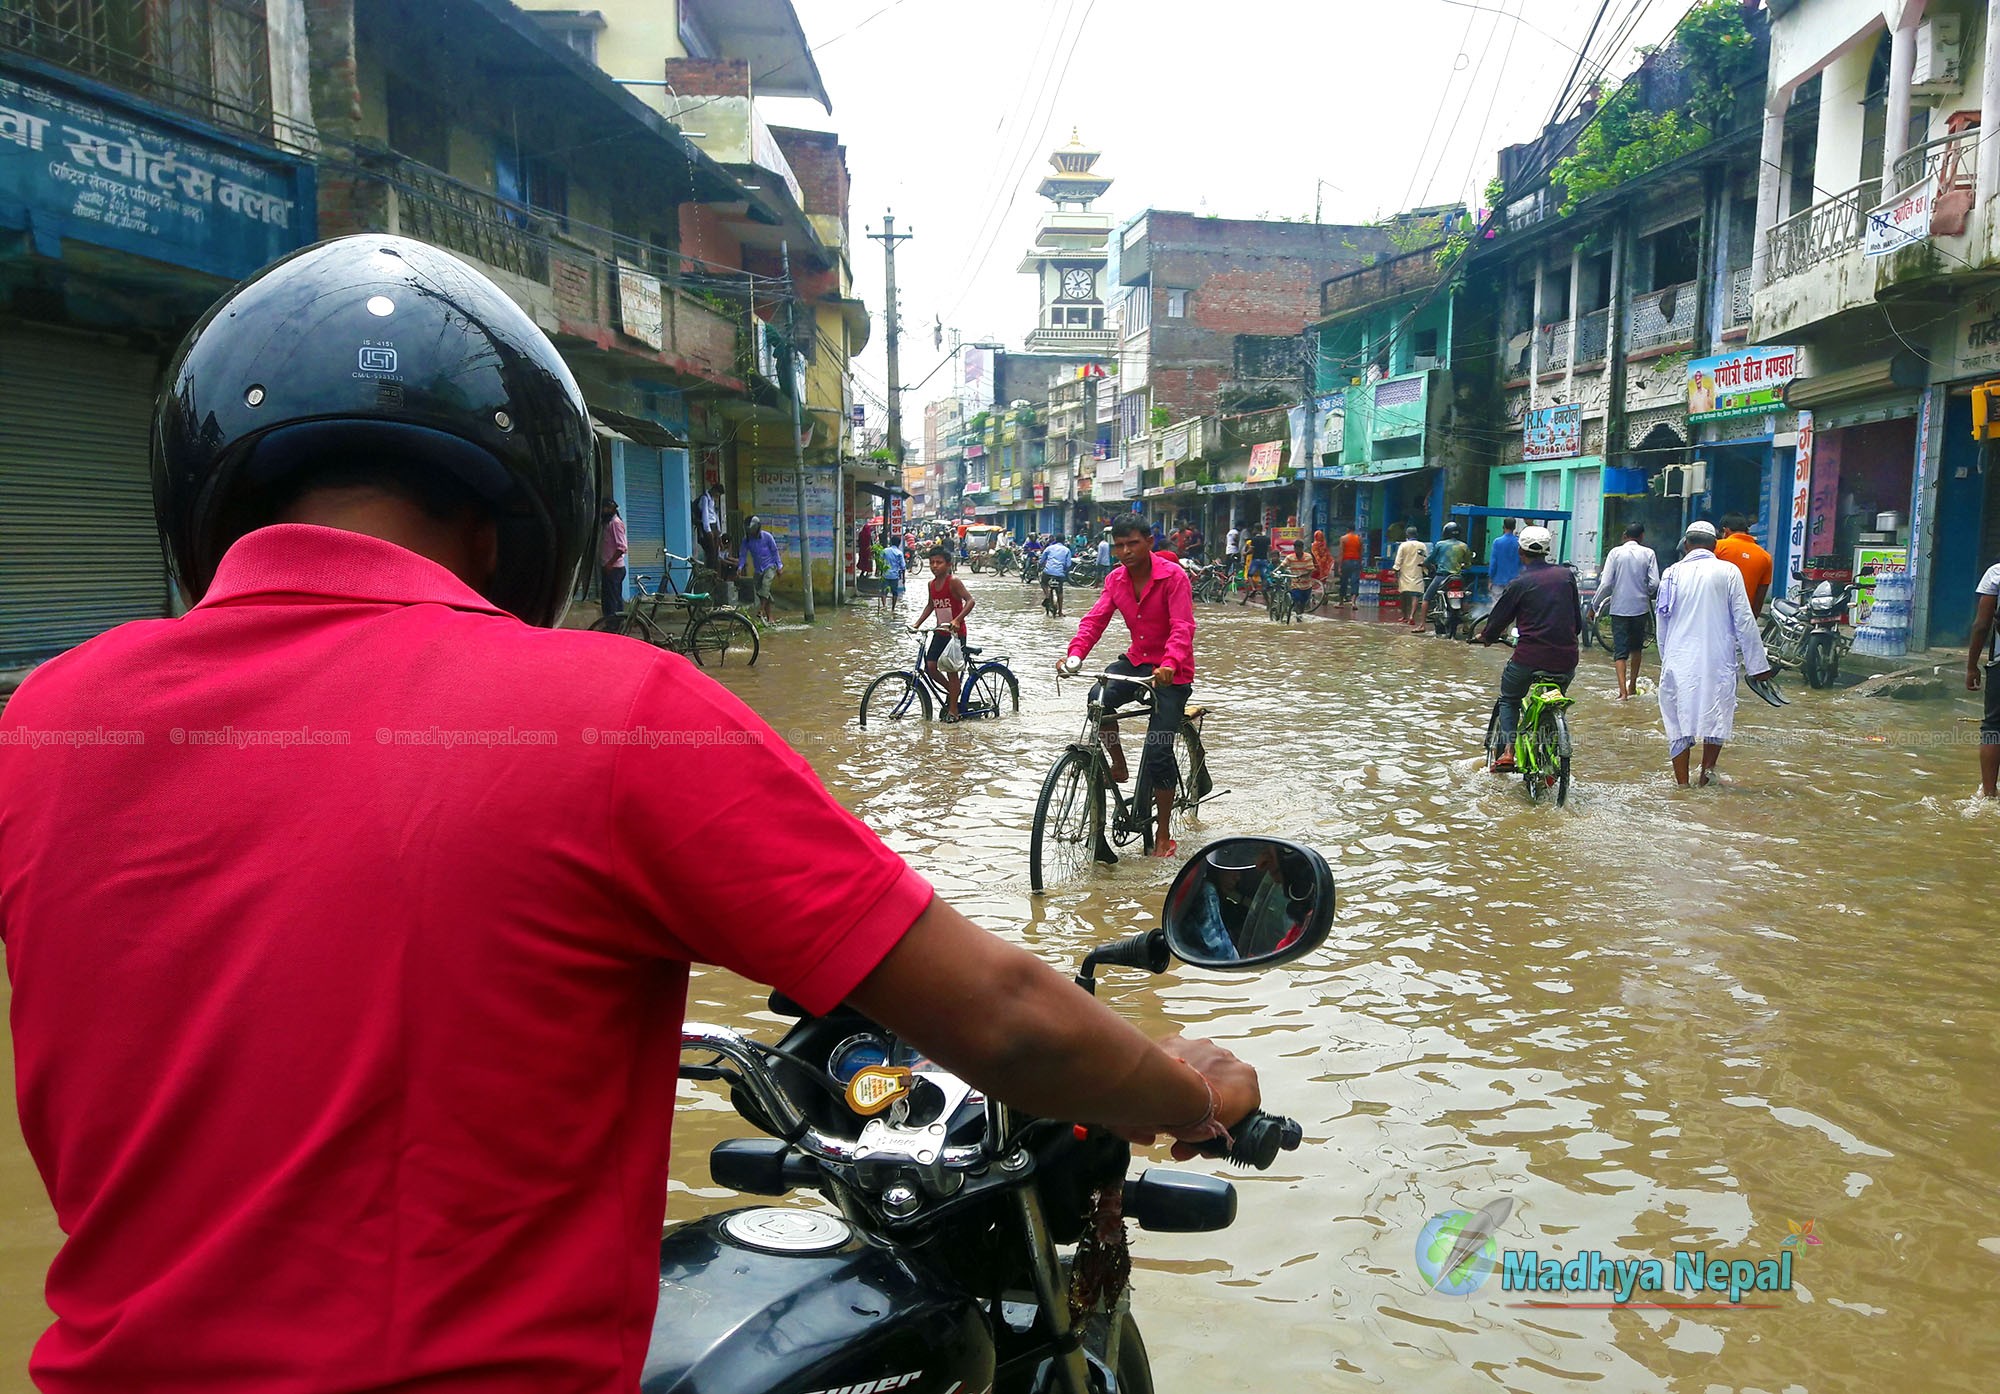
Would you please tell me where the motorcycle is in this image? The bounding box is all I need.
[1426,570,1471,638]
[1762,575,1855,688]
[643,837,1329,1394]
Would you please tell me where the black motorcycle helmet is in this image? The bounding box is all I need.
[1441,521,1461,539]
[153,235,595,627]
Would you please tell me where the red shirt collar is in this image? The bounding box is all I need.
[197,524,510,617]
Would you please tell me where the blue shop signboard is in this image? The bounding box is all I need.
[0,65,314,281]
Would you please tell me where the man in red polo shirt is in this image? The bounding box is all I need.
[0,237,1257,1393]
[1057,515,1197,859]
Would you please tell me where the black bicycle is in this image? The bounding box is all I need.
[1029,670,1214,892]
[858,633,1021,725]
[590,564,759,667]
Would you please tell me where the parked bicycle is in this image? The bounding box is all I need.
[1029,670,1215,892]
[590,562,759,667]
[1481,672,1575,806]
[857,633,1021,725]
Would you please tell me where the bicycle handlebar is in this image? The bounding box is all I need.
[1189,1110,1304,1170]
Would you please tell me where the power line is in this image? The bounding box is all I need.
[941,0,1099,321]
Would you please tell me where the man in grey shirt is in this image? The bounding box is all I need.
[1596,522,1661,700]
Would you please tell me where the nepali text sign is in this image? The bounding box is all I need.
[0,70,308,279]
[616,264,664,350]
[1523,403,1582,461]
[1160,422,1192,464]
[1687,346,1798,422]
[1245,440,1286,484]
[752,466,835,553]
[1864,183,1932,258]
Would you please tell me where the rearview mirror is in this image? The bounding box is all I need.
[1162,838,1334,969]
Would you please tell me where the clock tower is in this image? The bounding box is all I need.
[1019,131,1114,352]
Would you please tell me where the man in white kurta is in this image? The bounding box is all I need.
[1655,521,1772,786]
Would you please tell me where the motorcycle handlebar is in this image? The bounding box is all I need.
[1190,1110,1304,1169]
[681,1023,986,1169]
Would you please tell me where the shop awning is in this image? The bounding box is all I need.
[1348,467,1428,484]
[857,481,907,501]
[589,408,686,449]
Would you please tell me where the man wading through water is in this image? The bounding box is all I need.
[1058,516,1198,860]
[0,237,1262,1393]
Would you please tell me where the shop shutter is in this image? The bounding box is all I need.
[622,443,666,587]
[1570,467,1602,564]
[0,329,164,666]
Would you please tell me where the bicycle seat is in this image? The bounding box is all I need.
[962,644,984,657]
[684,591,709,602]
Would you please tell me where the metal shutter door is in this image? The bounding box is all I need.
[622,443,665,585]
[0,330,164,665]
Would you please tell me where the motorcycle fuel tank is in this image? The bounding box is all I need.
[641,1208,994,1394]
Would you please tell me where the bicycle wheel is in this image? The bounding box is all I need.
[1553,712,1572,807]
[1171,722,1210,815]
[858,670,932,725]
[961,663,1020,720]
[687,610,760,667]
[1522,714,1557,803]
[1030,748,1104,893]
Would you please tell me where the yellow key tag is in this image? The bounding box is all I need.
[845,1065,912,1116]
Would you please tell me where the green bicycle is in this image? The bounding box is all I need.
[1482,672,1575,806]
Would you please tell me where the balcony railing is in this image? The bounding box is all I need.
[1575,306,1610,364]
[1889,127,1980,204]
[1728,266,1753,328]
[1,0,274,139]
[1627,279,1696,352]
[388,154,552,284]
[1026,326,1118,350]
[1538,320,1571,373]
[1768,180,1881,281]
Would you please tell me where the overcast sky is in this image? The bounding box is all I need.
[757,0,1682,430]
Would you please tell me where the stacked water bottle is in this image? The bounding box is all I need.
[1358,571,1381,609]
[1853,565,1911,657]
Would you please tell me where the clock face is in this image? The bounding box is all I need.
[1061,268,1095,301]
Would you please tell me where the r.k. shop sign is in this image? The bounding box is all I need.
[0,68,313,280]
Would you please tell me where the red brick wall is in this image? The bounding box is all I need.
[679,203,743,276]
[662,58,749,98]
[769,126,849,224]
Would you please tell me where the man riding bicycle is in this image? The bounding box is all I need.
[0,237,1262,1393]
[1055,516,1197,861]
[1476,524,1583,772]
[1039,533,1074,616]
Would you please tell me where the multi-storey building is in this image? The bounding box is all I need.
[518,0,871,603]
[1749,0,2000,650]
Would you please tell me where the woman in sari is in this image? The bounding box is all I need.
[1310,529,1334,582]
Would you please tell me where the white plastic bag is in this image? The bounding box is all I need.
[939,633,966,673]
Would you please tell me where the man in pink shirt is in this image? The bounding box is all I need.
[0,237,1261,1393]
[1058,515,1197,859]
[598,497,628,619]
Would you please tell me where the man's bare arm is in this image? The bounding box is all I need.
[847,897,1257,1134]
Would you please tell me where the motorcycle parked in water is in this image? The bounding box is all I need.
[642,838,1329,1394]
[1761,575,1855,689]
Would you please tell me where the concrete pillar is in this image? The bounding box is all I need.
[1982,0,2000,206]
[1528,262,1546,409]
[1752,96,1790,288]
[1883,18,1921,186]
[1563,242,1582,401]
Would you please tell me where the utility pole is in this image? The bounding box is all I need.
[869,211,914,537]
[781,241,815,621]
[1298,328,1318,535]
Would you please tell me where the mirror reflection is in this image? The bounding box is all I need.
[1164,839,1327,967]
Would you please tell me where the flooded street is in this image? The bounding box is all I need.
[4,572,1999,1391]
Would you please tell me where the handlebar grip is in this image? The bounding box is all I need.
[1192,1110,1303,1170]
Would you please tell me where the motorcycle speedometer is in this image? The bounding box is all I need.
[827,1033,892,1084]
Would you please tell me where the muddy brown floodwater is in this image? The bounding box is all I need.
[4,570,1999,1392]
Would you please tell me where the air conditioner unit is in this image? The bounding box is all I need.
[1913,16,1962,96]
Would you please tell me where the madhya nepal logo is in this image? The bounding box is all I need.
[1416,1198,1810,1308]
